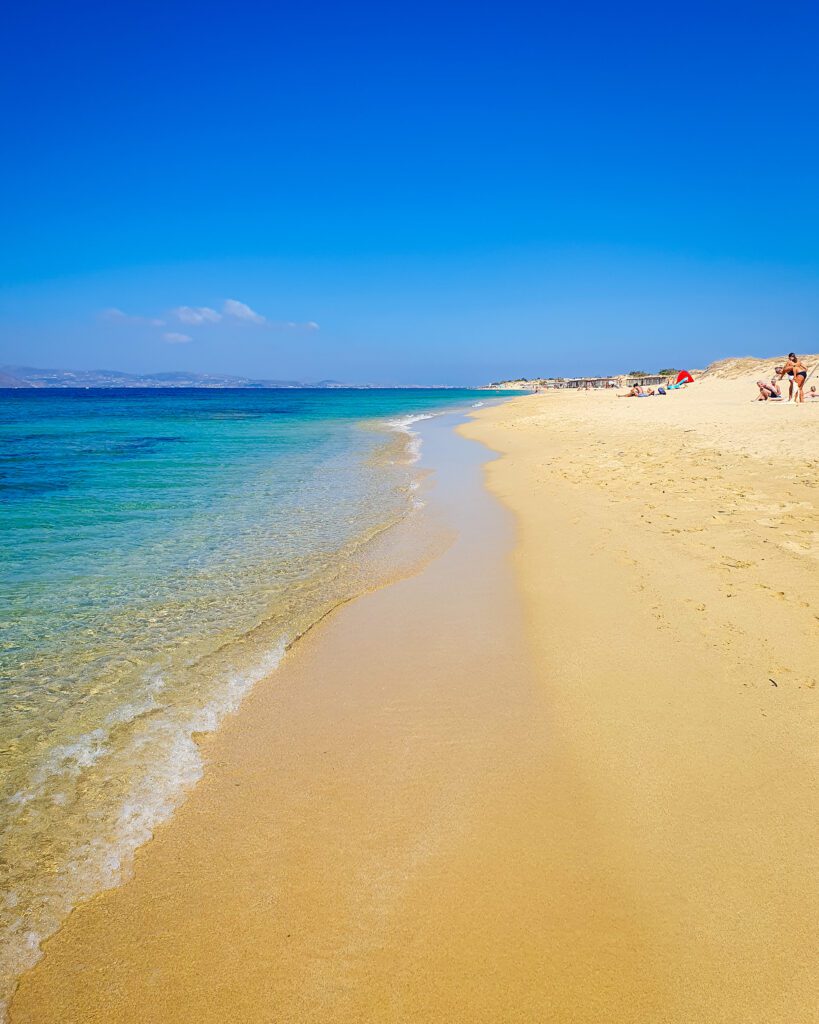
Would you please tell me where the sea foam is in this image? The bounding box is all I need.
[0,643,286,1021]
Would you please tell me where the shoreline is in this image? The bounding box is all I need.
[10,384,818,1022]
[0,393,495,1018]
[10,406,541,1023]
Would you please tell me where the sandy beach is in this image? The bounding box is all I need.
[461,370,818,1020]
[10,371,818,1023]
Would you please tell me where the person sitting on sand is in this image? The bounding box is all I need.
[777,353,809,403]
[809,386,819,400]
[756,379,782,401]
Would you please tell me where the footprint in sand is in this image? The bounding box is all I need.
[720,558,753,570]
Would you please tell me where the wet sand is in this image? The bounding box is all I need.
[11,387,819,1023]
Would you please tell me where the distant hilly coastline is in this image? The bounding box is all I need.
[0,366,459,390]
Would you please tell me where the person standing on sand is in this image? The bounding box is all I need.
[777,353,809,403]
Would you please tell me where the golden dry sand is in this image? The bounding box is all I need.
[10,375,819,1023]
[459,374,818,1021]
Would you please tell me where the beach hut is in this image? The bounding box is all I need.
[625,374,668,387]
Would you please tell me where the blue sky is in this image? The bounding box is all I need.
[1,0,817,384]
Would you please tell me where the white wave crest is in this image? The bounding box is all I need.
[385,412,438,464]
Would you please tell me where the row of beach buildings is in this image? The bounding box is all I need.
[487,372,674,391]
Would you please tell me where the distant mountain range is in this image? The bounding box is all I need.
[0,366,421,390]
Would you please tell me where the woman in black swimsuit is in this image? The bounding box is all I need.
[778,353,809,403]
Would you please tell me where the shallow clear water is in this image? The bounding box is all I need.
[0,386,495,1009]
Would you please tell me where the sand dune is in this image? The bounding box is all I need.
[699,351,819,380]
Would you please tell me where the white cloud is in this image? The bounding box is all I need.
[100,308,165,327]
[98,301,316,336]
[223,298,266,324]
[270,320,320,331]
[172,305,222,325]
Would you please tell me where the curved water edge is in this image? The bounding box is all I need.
[0,389,508,1017]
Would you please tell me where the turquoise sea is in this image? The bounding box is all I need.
[0,386,499,1009]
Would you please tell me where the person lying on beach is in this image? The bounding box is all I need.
[620,386,656,397]
[777,353,809,403]
[756,379,782,401]
[809,386,819,399]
